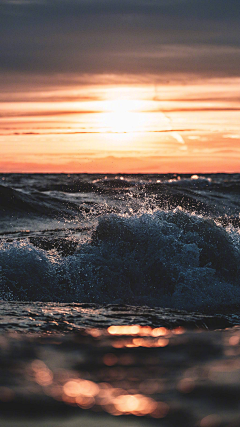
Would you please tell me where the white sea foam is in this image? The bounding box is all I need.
[0,209,240,312]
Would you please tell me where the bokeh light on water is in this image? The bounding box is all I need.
[1,325,240,426]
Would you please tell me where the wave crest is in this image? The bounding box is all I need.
[0,209,240,311]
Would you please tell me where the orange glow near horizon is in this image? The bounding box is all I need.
[0,78,240,173]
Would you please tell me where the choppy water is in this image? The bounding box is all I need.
[1,173,240,426]
[1,173,240,318]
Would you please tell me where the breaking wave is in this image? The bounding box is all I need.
[1,209,240,312]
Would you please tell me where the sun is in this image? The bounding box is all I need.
[100,99,146,133]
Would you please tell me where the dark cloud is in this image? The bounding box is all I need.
[0,0,239,77]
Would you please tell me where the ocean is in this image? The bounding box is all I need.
[1,173,240,426]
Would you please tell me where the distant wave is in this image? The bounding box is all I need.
[1,209,240,312]
[0,184,81,218]
[0,180,215,219]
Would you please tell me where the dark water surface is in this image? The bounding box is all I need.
[1,173,240,426]
[1,173,240,313]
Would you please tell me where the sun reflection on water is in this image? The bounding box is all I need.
[25,324,176,419]
[3,324,240,424]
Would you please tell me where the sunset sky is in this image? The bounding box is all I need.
[1,0,240,173]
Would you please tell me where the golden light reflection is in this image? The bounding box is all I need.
[106,324,182,349]
[113,393,158,415]
[25,325,189,421]
[59,376,169,418]
[31,360,53,386]
[76,395,95,409]
[8,324,240,425]
[131,337,169,348]
[107,325,171,336]
[229,335,240,346]
[108,325,141,335]
[151,327,168,337]
[106,324,184,348]
[63,379,99,398]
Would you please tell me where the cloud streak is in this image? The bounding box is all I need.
[0,128,194,136]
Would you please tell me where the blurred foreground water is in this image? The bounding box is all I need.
[1,324,240,427]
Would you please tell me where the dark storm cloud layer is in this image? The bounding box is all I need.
[0,0,239,77]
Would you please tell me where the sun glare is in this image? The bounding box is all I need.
[100,99,147,133]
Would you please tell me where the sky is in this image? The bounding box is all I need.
[0,0,240,173]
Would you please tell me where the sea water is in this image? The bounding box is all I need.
[1,173,240,426]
